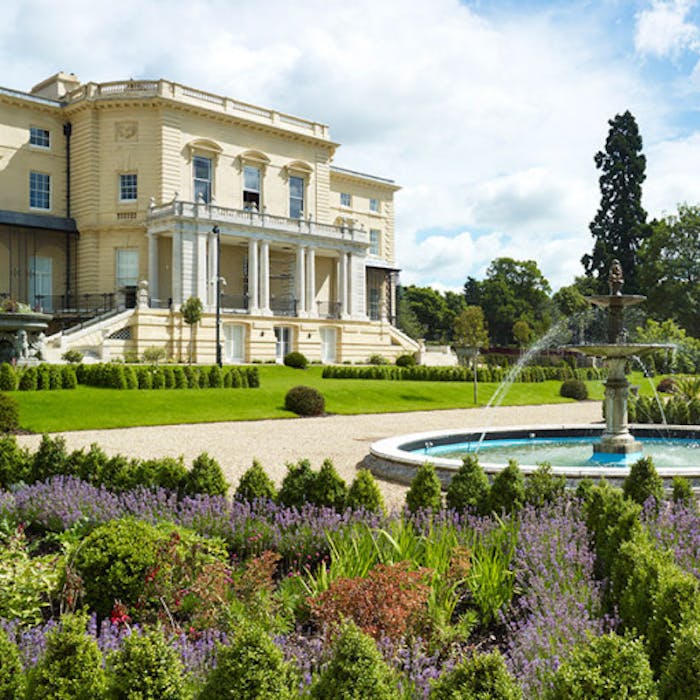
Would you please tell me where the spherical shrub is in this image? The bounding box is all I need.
[489,460,525,514]
[0,393,19,433]
[283,351,308,369]
[309,458,347,510]
[347,469,385,513]
[25,612,106,699]
[395,354,417,367]
[106,627,189,700]
[431,650,522,699]
[235,460,277,503]
[182,452,229,497]
[446,454,490,514]
[284,385,325,416]
[277,459,315,508]
[310,622,399,700]
[548,632,656,699]
[406,462,442,513]
[560,378,588,401]
[200,624,296,700]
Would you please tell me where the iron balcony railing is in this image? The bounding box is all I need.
[317,301,341,319]
[220,293,248,311]
[34,293,119,315]
[270,296,297,317]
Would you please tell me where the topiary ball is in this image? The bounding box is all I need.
[284,351,308,369]
[560,378,588,401]
[285,385,325,416]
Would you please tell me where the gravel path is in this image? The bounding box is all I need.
[17,402,602,510]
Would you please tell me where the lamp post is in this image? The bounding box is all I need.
[212,225,222,367]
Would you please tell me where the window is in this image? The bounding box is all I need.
[119,174,138,201]
[29,127,50,148]
[369,198,380,213]
[243,165,261,209]
[369,229,381,256]
[289,176,304,219]
[193,156,212,203]
[368,288,380,320]
[116,249,139,288]
[29,172,51,210]
[340,192,351,207]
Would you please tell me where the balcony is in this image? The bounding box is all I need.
[147,200,369,246]
[317,301,341,319]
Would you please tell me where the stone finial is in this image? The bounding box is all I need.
[609,259,624,296]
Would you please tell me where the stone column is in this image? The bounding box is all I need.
[296,246,306,317]
[338,252,346,318]
[195,230,209,302]
[260,240,271,315]
[171,227,182,308]
[207,229,217,309]
[345,253,353,317]
[147,233,158,307]
[248,239,259,314]
[306,247,316,317]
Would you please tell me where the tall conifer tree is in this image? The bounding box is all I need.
[582,110,649,293]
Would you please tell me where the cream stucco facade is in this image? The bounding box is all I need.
[0,73,417,363]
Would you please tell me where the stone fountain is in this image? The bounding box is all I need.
[567,259,669,463]
[0,300,51,365]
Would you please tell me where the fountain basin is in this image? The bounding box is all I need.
[366,424,700,491]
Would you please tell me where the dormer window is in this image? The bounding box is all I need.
[243,165,261,210]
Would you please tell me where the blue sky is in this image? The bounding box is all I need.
[2,0,699,292]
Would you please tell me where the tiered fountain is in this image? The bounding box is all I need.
[367,261,700,489]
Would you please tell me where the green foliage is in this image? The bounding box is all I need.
[106,627,190,700]
[406,462,442,513]
[671,476,695,509]
[430,650,522,699]
[0,433,29,486]
[347,468,385,513]
[0,364,17,392]
[62,349,84,364]
[0,626,23,699]
[310,622,399,700]
[181,296,203,364]
[137,366,153,389]
[581,110,650,294]
[151,366,165,389]
[208,364,223,388]
[277,459,315,508]
[25,611,106,700]
[61,365,78,389]
[284,384,325,416]
[524,462,566,507]
[31,433,69,482]
[489,460,525,514]
[283,351,308,369]
[235,460,277,503]
[182,452,229,497]
[445,454,490,514]
[658,617,700,700]
[309,458,347,510]
[395,353,417,367]
[0,393,19,433]
[560,378,588,400]
[123,365,138,389]
[623,456,664,508]
[368,353,390,365]
[18,365,37,390]
[200,624,296,699]
[142,346,167,365]
[453,305,490,350]
[547,632,656,699]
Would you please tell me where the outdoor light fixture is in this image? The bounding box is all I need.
[212,225,222,368]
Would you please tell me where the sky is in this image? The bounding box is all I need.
[2,0,699,293]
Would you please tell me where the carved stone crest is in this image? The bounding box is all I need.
[115,121,138,142]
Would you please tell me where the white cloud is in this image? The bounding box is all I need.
[635,0,700,57]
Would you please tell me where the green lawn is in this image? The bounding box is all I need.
[13,366,658,433]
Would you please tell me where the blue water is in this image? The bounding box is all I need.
[418,437,700,468]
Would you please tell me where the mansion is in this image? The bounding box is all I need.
[0,72,417,363]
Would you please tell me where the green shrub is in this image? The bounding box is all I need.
[0,434,30,486]
[547,632,656,699]
[142,346,167,365]
[283,351,308,369]
[25,611,106,700]
[406,462,442,513]
[72,443,110,486]
[309,458,347,510]
[623,456,664,508]
[310,622,399,700]
[347,468,385,513]
[122,365,138,389]
[0,364,17,392]
[489,460,525,514]
[172,366,187,389]
[106,627,190,700]
[672,476,695,508]
[200,624,296,700]
[235,460,277,503]
[277,459,315,508]
[560,378,588,401]
[163,366,175,389]
[137,366,153,389]
[0,393,19,433]
[135,456,189,492]
[18,366,38,390]
[0,626,23,699]
[182,452,228,497]
[49,364,63,389]
[658,617,700,700]
[446,455,490,514]
[151,366,165,389]
[62,349,84,364]
[431,650,522,699]
[198,366,209,388]
[524,462,566,508]
[69,517,226,620]
[395,354,417,367]
[37,363,51,390]
[208,364,223,388]
[61,365,78,389]
[284,385,325,416]
[30,433,69,482]
[367,354,390,366]
[183,366,197,389]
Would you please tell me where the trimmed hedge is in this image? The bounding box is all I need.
[0,362,77,391]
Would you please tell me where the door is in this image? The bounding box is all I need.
[29,256,52,311]
[320,327,337,364]
[224,324,245,363]
[274,326,292,362]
